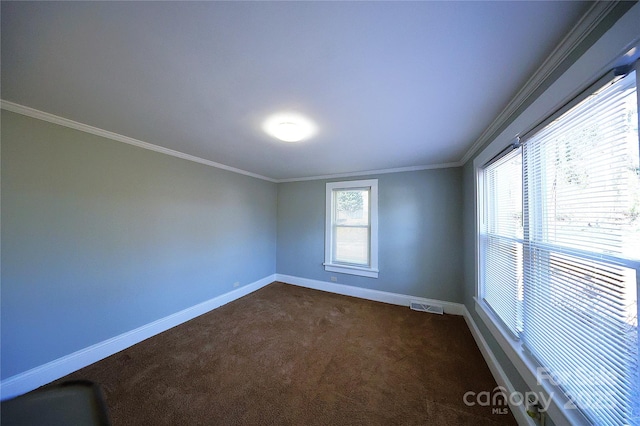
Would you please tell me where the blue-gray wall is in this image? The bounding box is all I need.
[1,110,277,379]
[2,110,464,382]
[277,169,464,302]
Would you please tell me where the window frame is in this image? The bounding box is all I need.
[324,179,379,278]
[475,62,640,426]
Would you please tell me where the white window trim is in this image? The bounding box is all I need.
[324,179,379,278]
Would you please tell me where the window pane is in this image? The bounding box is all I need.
[522,71,639,426]
[487,152,523,240]
[483,236,523,335]
[334,226,369,265]
[524,71,640,260]
[523,250,638,426]
[482,149,524,336]
[335,189,369,226]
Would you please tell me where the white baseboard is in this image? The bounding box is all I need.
[2,271,528,426]
[462,306,534,426]
[0,274,276,401]
[275,274,465,315]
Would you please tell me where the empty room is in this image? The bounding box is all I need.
[1,1,639,425]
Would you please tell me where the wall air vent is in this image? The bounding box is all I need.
[410,301,444,315]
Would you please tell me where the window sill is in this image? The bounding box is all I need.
[474,298,591,426]
[323,263,378,278]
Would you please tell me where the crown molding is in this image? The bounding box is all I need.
[0,100,278,183]
[1,3,625,181]
[1,99,462,184]
[276,162,463,183]
[2,100,461,183]
[460,1,622,165]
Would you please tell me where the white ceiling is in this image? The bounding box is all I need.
[1,1,592,181]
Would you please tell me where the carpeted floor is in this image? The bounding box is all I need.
[53,282,517,425]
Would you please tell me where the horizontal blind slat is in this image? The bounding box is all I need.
[522,70,639,425]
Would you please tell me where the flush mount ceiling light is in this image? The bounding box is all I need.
[263,113,317,142]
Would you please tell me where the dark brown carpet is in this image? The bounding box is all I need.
[53,282,516,425]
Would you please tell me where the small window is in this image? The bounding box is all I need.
[324,179,378,278]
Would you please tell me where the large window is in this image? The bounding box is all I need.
[325,179,378,278]
[479,68,639,425]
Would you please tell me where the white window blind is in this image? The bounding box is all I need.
[480,68,639,425]
[482,149,524,337]
[521,70,639,426]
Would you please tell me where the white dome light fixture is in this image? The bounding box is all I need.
[263,112,317,142]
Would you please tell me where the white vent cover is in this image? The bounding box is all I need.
[410,301,444,315]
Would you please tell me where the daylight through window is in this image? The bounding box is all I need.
[325,180,379,278]
[479,69,639,425]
